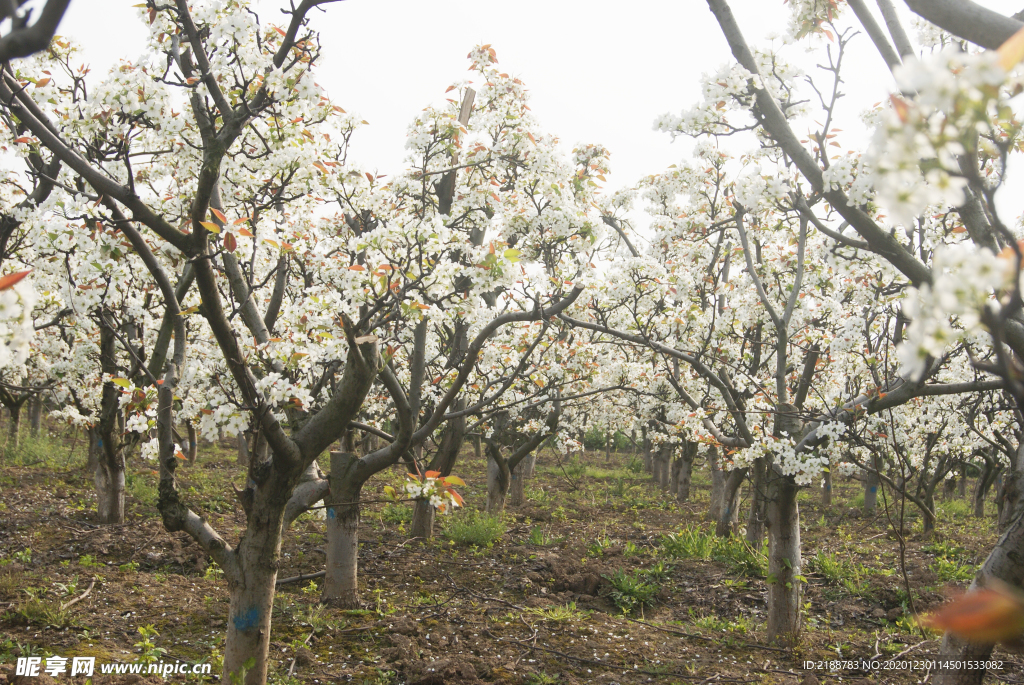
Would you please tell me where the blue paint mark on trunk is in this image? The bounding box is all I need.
[870,486,877,494]
[233,606,260,632]
[327,507,336,519]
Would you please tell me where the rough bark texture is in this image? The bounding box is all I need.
[934,504,1024,685]
[322,451,361,608]
[409,499,434,540]
[708,446,725,523]
[95,312,125,524]
[28,395,41,437]
[486,441,510,514]
[222,492,287,685]
[508,461,527,507]
[766,473,801,647]
[676,441,697,503]
[821,468,832,507]
[974,462,999,518]
[864,465,880,515]
[716,468,746,537]
[746,457,767,546]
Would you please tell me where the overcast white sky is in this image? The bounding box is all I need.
[51,0,1024,215]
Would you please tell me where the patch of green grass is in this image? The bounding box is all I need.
[524,601,588,623]
[442,510,505,547]
[932,556,976,583]
[380,504,412,524]
[0,433,83,467]
[605,568,658,614]
[126,471,158,504]
[660,526,766,577]
[809,550,870,596]
[937,498,973,520]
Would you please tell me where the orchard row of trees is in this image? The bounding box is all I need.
[2,0,1024,683]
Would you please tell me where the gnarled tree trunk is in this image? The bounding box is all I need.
[322,451,361,608]
[766,472,801,647]
[486,441,511,514]
[934,504,1024,685]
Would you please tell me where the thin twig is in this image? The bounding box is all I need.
[61,579,95,611]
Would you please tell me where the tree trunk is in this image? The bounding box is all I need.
[409,499,434,539]
[676,441,696,503]
[522,451,536,479]
[922,491,937,533]
[29,395,42,438]
[605,432,612,465]
[708,446,725,522]
[237,431,250,467]
[473,434,482,461]
[642,432,652,474]
[508,460,526,507]
[864,464,879,515]
[669,454,682,496]
[716,467,746,537]
[410,408,466,539]
[958,464,967,499]
[95,313,125,524]
[766,472,801,647]
[746,457,767,546]
[974,462,999,518]
[657,444,672,490]
[85,426,99,474]
[222,501,287,685]
[934,504,1024,685]
[943,477,957,501]
[486,442,510,514]
[8,404,20,449]
[322,451,361,608]
[821,468,832,507]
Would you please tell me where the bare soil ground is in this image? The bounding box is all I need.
[0,431,1015,684]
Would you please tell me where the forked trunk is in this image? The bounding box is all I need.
[322,451,361,608]
[716,467,745,537]
[746,457,766,546]
[223,500,287,685]
[766,473,801,647]
[934,504,1024,685]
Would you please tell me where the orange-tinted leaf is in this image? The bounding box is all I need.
[224,232,237,252]
[238,227,254,237]
[210,208,227,223]
[425,470,441,479]
[0,270,30,290]
[919,582,1024,643]
[34,78,50,88]
[200,221,220,234]
[890,94,910,124]
[448,489,464,506]
[443,475,466,487]
[998,25,1024,70]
